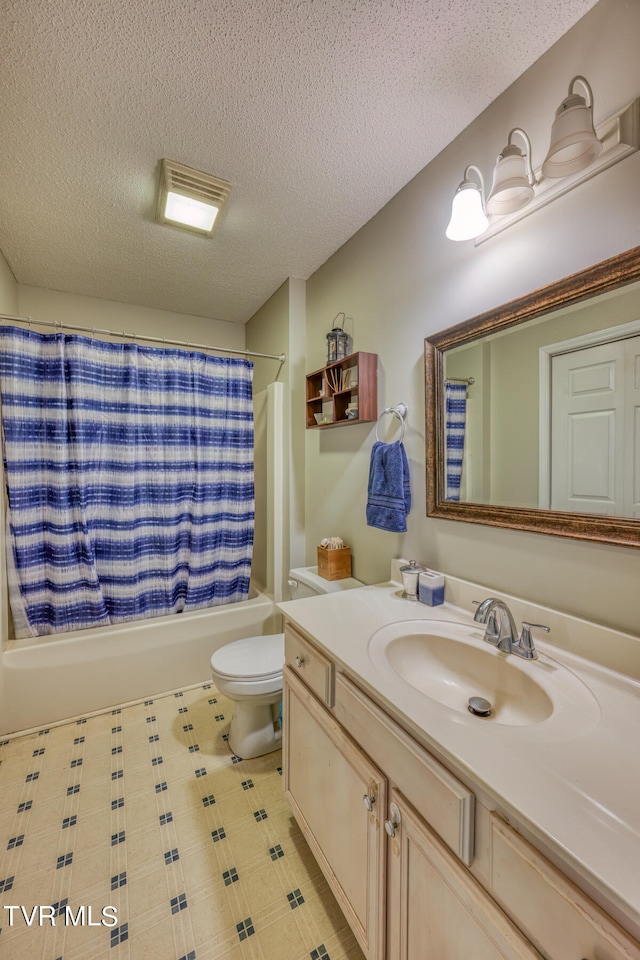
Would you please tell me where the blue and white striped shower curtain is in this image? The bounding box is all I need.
[445,382,467,501]
[0,326,255,638]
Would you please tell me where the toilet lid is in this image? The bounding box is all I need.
[211,633,285,681]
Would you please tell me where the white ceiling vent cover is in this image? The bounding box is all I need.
[156,159,232,236]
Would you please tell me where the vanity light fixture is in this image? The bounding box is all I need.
[156,159,232,237]
[542,76,601,178]
[445,77,640,244]
[445,165,489,241]
[485,128,536,216]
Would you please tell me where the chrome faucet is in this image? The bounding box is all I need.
[473,598,548,660]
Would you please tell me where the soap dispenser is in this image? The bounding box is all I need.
[399,560,427,600]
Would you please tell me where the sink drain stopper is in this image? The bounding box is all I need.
[468,696,492,717]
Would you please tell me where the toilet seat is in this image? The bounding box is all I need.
[210,633,284,682]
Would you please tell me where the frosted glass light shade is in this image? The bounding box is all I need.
[486,144,534,216]
[446,182,488,241]
[164,192,219,232]
[542,76,602,178]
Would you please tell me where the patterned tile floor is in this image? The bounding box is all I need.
[0,681,365,960]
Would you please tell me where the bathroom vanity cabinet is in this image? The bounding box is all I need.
[282,621,640,960]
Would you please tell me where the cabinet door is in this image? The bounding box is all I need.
[490,815,640,960]
[283,666,386,960]
[387,789,541,960]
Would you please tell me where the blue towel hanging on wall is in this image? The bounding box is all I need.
[366,440,411,533]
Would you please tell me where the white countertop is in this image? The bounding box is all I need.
[278,579,640,936]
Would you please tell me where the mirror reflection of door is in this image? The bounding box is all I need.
[550,335,640,517]
[427,246,640,545]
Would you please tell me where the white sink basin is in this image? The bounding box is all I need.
[368,619,601,733]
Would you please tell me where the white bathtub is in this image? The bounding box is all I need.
[0,586,281,736]
[0,380,287,737]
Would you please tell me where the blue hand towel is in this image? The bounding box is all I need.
[366,441,411,533]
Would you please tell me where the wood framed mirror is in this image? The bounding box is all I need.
[425,244,640,547]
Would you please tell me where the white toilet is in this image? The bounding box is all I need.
[210,565,363,759]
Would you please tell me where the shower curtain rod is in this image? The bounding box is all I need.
[0,313,287,363]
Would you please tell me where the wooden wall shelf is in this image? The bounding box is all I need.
[306,352,378,428]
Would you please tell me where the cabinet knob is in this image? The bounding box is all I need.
[384,802,402,838]
[363,794,375,812]
[294,656,305,668]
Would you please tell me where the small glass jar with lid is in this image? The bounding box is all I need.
[399,560,428,599]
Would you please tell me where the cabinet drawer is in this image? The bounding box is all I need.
[284,624,334,707]
[490,815,640,960]
[334,671,474,865]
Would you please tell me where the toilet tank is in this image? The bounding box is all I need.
[288,565,363,599]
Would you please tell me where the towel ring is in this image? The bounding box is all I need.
[375,402,408,442]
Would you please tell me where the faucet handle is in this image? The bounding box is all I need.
[517,621,549,660]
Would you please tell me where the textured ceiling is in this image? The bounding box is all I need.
[0,0,599,324]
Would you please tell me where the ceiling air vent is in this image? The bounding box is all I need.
[156,159,232,237]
